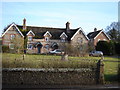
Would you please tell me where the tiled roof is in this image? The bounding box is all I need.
[87,30,102,39]
[17,25,78,41]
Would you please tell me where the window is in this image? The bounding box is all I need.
[28,36,32,41]
[27,44,33,49]
[77,37,83,43]
[45,37,49,42]
[103,39,106,41]
[10,35,15,40]
[9,44,14,49]
[44,44,49,50]
[51,42,58,49]
[98,39,101,42]
[61,38,65,42]
[80,47,83,51]
[12,26,16,30]
[101,34,103,37]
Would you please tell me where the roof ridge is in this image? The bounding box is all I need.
[17,24,78,30]
[17,24,65,29]
[89,30,102,33]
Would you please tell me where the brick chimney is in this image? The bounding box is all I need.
[66,22,70,33]
[94,28,97,32]
[23,18,26,30]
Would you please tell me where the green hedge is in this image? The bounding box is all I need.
[96,41,120,55]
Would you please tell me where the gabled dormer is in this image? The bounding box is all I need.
[60,32,68,42]
[26,30,35,41]
[43,31,52,42]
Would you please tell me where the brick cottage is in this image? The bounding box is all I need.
[1,19,110,54]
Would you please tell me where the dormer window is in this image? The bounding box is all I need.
[28,36,32,41]
[60,32,68,42]
[45,37,49,42]
[61,37,66,42]
[44,31,52,42]
[26,30,35,41]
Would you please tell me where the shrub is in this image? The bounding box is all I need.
[114,42,120,55]
[2,45,9,53]
[60,43,88,57]
[96,41,115,55]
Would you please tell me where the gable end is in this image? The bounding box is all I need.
[94,30,110,40]
[2,23,24,37]
[71,27,89,41]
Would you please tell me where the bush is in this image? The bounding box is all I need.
[96,41,115,55]
[2,45,9,53]
[118,66,120,82]
[60,43,88,57]
[114,42,120,55]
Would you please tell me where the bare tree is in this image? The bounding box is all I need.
[105,22,120,42]
[10,37,24,53]
[60,42,88,57]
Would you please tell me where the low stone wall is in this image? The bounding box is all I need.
[2,68,97,86]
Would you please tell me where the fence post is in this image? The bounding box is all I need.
[22,54,25,60]
[61,54,68,61]
[97,58,104,84]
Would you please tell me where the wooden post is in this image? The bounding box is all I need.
[22,54,25,60]
[97,59,104,84]
[61,54,68,61]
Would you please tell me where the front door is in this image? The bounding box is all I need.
[36,42,42,53]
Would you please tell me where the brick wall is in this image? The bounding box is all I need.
[2,68,97,87]
[71,31,88,45]
[2,26,24,46]
[94,32,109,46]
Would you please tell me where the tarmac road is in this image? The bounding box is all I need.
[2,84,120,90]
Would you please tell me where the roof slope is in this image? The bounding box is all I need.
[87,30,102,39]
[17,25,78,41]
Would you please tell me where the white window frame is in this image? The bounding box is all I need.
[98,39,101,42]
[44,31,52,37]
[77,37,83,44]
[103,39,106,41]
[27,44,33,49]
[28,36,32,41]
[44,44,49,50]
[9,44,14,49]
[10,34,15,40]
[61,37,65,42]
[45,37,49,42]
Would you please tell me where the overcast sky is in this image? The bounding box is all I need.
[0,1,118,35]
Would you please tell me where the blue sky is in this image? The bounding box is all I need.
[1,2,118,35]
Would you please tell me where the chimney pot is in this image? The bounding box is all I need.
[94,28,97,32]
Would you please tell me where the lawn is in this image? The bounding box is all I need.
[103,59,119,83]
[2,53,120,83]
[2,53,97,68]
